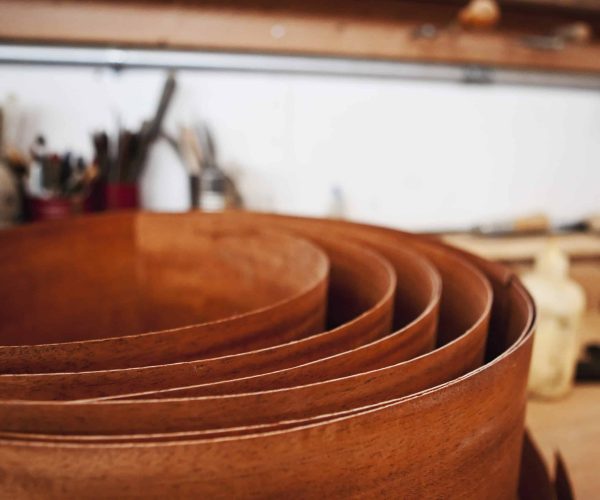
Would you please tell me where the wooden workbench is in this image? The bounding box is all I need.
[525,312,599,499]
[527,385,600,499]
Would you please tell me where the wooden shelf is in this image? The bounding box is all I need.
[1,0,600,73]
[442,232,600,262]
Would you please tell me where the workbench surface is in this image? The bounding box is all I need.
[527,384,600,499]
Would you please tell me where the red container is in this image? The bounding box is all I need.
[105,183,139,210]
[83,180,107,213]
[28,197,80,222]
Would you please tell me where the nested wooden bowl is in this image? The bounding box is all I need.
[0,212,535,499]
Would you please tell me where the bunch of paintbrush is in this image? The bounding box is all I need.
[28,136,97,199]
[92,130,141,184]
[92,73,177,186]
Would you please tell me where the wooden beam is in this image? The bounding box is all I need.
[501,0,600,14]
[1,0,600,73]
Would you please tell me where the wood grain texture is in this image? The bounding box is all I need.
[0,213,330,372]
[0,219,398,400]
[2,0,600,73]
[445,229,600,499]
[0,212,537,499]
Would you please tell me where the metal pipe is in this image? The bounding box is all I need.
[0,43,599,90]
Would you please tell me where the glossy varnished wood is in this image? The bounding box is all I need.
[0,214,330,372]
[0,212,535,499]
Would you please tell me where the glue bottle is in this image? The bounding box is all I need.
[522,243,586,398]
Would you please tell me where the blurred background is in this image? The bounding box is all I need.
[0,0,599,496]
[1,59,599,228]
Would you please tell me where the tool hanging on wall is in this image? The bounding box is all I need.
[128,72,176,181]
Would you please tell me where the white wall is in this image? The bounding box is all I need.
[1,64,598,230]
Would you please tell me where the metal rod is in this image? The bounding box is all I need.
[1,43,600,90]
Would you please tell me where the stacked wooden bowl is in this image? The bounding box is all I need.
[0,212,538,499]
